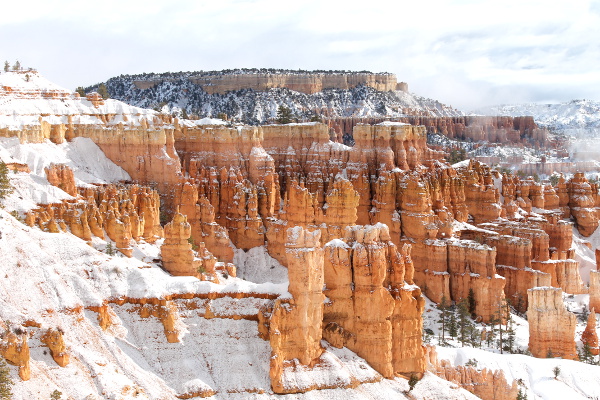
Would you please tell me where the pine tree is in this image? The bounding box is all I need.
[97,83,109,100]
[75,87,86,97]
[552,365,560,379]
[105,242,115,256]
[467,288,476,316]
[276,105,292,124]
[457,299,475,346]
[3,61,8,73]
[407,375,419,392]
[50,389,62,399]
[448,304,458,339]
[0,161,13,200]
[517,388,528,400]
[12,60,20,71]
[437,295,450,343]
[0,358,13,400]
[581,342,595,364]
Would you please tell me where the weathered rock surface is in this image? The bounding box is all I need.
[0,331,30,380]
[427,347,519,400]
[527,287,577,359]
[40,328,70,367]
[322,224,425,378]
[161,212,218,282]
[268,227,325,394]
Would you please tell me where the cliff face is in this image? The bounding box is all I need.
[322,224,425,378]
[187,72,399,94]
[527,287,577,359]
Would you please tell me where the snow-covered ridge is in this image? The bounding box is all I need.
[0,70,159,130]
[473,100,600,135]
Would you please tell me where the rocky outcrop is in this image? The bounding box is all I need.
[139,301,181,343]
[45,163,77,196]
[25,184,164,253]
[427,347,518,400]
[40,328,70,367]
[267,227,325,394]
[527,287,577,359]
[161,212,218,281]
[0,331,30,380]
[567,172,600,237]
[322,224,425,378]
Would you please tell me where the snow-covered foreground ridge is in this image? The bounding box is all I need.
[1,69,600,400]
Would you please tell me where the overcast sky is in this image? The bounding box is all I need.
[2,0,599,110]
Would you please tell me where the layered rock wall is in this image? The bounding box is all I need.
[527,287,577,359]
[187,72,398,94]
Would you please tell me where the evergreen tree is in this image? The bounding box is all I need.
[3,61,8,73]
[437,295,450,343]
[552,365,560,379]
[97,83,109,100]
[457,299,475,346]
[12,60,20,71]
[50,389,62,399]
[75,87,86,97]
[448,304,458,339]
[467,288,476,316]
[0,161,13,200]
[276,105,293,124]
[181,108,188,119]
[581,342,595,364]
[0,358,13,400]
[407,375,419,392]
[105,242,115,256]
[517,388,528,400]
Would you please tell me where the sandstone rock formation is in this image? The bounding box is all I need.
[427,347,518,400]
[45,163,77,196]
[581,310,599,356]
[186,71,399,95]
[161,212,218,282]
[0,331,30,380]
[527,287,577,359]
[267,227,325,394]
[322,224,425,378]
[40,328,70,367]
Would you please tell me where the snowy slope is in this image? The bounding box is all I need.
[474,99,600,135]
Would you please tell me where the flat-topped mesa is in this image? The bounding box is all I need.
[186,71,400,95]
[527,287,577,359]
[267,227,325,394]
[322,224,425,378]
